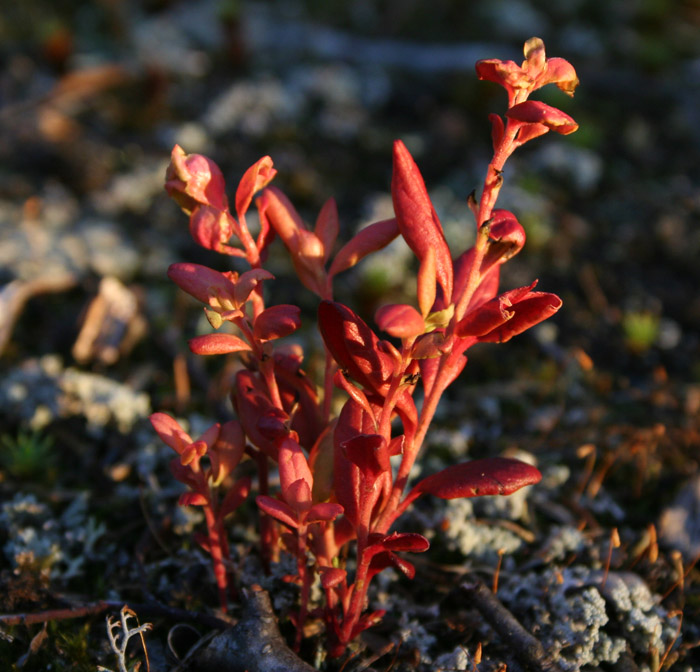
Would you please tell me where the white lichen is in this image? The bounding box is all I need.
[432,646,470,671]
[0,356,150,433]
[498,565,680,671]
[1,492,105,581]
[443,498,522,562]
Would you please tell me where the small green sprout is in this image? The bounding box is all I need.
[0,430,56,481]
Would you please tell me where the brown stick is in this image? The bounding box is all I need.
[461,580,564,672]
[0,600,232,631]
[0,275,77,356]
[0,602,107,627]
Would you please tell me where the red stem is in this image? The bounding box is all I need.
[454,119,522,323]
[321,346,336,426]
[339,543,370,646]
[255,454,274,571]
[374,350,450,534]
[237,213,261,268]
[338,474,379,644]
[294,524,311,651]
[203,502,229,613]
[259,352,284,410]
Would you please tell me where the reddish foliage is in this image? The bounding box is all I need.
[153,37,578,656]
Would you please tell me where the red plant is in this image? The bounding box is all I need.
[152,37,578,657]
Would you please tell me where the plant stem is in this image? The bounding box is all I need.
[204,502,229,613]
[454,120,521,323]
[294,526,311,652]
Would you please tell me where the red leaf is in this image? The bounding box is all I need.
[278,436,313,505]
[165,145,229,214]
[256,186,305,249]
[188,205,234,253]
[218,476,251,520]
[489,113,505,151]
[272,352,323,450]
[169,457,201,490]
[306,502,344,524]
[392,140,453,301]
[178,492,208,507]
[378,532,430,553]
[416,245,437,316]
[210,419,247,486]
[456,282,537,339]
[341,434,391,483]
[232,370,279,459]
[482,290,561,342]
[409,331,446,360]
[506,101,578,135]
[253,304,301,341]
[318,301,394,396]
[235,156,276,219]
[452,250,501,317]
[457,283,562,343]
[327,218,399,278]
[367,551,416,580]
[315,197,339,264]
[294,229,326,294]
[483,210,526,268]
[167,263,238,311]
[388,435,404,456]
[410,457,542,501]
[375,304,425,339]
[255,204,276,257]
[256,409,289,442]
[256,495,298,529]
[180,440,208,466]
[150,413,192,453]
[475,58,522,95]
[535,56,579,96]
[349,610,386,641]
[515,122,550,146]
[233,268,274,307]
[188,333,252,355]
[320,567,346,590]
[394,390,419,445]
[285,479,313,513]
[333,398,379,527]
[476,38,578,101]
[333,370,376,420]
[309,424,336,504]
[257,188,326,295]
[387,554,416,579]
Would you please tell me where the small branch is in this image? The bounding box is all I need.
[0,600,232,631]
[190,586,317,672]
[0,602,108,627]
[461,580,564,672]
[0,275,77,356]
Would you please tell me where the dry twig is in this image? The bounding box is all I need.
[461,580,564,672]
[0,599,232,631]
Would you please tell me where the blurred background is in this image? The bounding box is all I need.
[1,0,699,669]
[2,0,699,384]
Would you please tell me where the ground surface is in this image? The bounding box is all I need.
[0,1,699,670]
